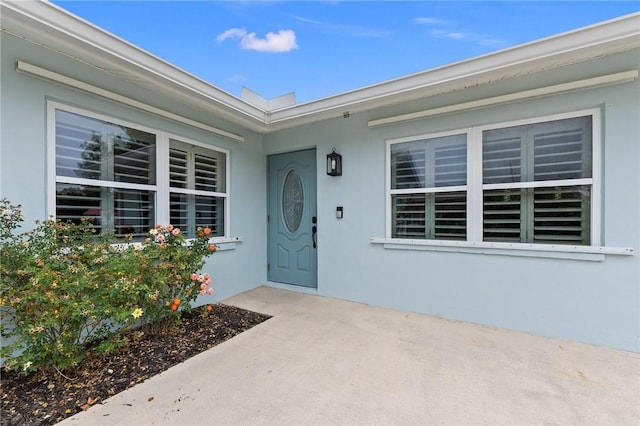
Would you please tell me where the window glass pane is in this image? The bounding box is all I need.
[113,130,156,185]
[533,117,591,181]
[392,191,466,240]
[114,188,154,239]
[483,185,590,245]
[56,112,103,180]
[483,116,591,184]
[195,152,222,192]
[56,183,154,239]
[391,134,466,189]
[169,147,188,189]
[282,170,304,233]
[482,132,522,184]
[196,195,224,237]
[533,185,590,245]
[56,110,156,184]
[169,140,226,193]
[170,193,189,235]
[170,193,224,238]
[392,193,426,238]
[434,192,467,240]
[56,183,103,232]
[483,189,523,242]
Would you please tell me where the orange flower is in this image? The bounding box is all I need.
[173,298,181,306]
[204,227,211,236]
[170,304,178,311]
[209,244,217,252]
[206,305,213,312]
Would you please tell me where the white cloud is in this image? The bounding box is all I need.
[413,17,447,25]
[413,16,504,49]
[217,27,298,53]
[241,29,298,52]
[429,29,504,48]
[217,28,248,42]
[435,30,468,40]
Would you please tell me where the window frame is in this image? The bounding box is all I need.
[385,108,602,248]
[386,128,472,240]
[47,101,231,240]
[167,138,228,238]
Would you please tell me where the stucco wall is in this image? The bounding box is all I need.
[2,29,638,352]
[0,33,267,303]
[264,49,640,352]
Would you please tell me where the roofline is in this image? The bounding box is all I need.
[2,1,639,134]
[266,11,640,131]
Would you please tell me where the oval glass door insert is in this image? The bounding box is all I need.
[282,169,304,233]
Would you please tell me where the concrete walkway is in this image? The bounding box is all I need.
[60,286,639,426]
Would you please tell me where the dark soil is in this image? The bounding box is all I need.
[1,304,271,425]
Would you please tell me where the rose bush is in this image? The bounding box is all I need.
[0,199,216,373]
[135,224,216,327]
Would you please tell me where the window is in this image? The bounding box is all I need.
[169,140,226,238]
[482,116,591,245]
[55,110,156,238]
[387,110,598,247]
[390,133,467,240]
[50,104,229,240]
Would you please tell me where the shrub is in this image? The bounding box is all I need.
[0,199,216,373]
[133,224,216,327]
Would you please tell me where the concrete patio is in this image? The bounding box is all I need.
[60,286,639,425]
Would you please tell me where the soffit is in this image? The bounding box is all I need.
[2,1,639,135]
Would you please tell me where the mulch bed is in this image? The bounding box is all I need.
[1,304,271,425]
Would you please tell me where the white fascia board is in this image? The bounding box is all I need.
[1,0,268,131]
[266,12,640,130]
[368,70,639,127]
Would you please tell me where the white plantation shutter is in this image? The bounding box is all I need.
[52,105,229,241]
[390,134,467,240]
[54,110,156,237]
[169,140,226,237]
[194,153,219,192]
[482,116,592,245]
[169,147,188,188]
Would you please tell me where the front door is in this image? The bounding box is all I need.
[267,149,317,288]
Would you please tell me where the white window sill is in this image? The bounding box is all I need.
[370,238,634,262]
[113,237,242,252]
[208,237,242,251]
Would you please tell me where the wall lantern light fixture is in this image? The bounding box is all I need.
[326,148,342,176]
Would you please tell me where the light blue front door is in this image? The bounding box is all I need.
[268,149,317,288]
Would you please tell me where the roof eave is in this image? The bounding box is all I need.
[266,12,640,132]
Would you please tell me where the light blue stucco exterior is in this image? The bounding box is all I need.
[1,13,639,352]
[263,49,640,353]
[0,32,267,304]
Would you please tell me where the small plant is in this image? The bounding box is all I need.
[0,199,216,373]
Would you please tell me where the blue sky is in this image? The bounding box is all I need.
[52,1,639,104]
